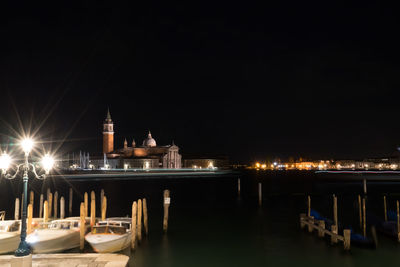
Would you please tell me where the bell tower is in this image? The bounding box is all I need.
[103,108,114,154]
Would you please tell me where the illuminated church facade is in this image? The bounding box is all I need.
[99,109,182,169]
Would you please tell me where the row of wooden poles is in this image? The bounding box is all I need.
[13,188,172,250]
[14,188,78,220]
[302,195,351,250]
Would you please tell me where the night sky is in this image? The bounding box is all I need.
[0,3,400,163]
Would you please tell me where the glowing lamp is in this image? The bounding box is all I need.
[21,138,34,154]
[41,154,54,173]
[0,153,11,170]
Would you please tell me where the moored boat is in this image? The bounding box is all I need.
[85,217,131,253]
[26,217,89,253]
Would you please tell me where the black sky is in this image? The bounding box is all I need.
[0,3,400,163]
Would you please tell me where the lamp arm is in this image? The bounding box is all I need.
[2,164,23,180]
[29,163,46,180]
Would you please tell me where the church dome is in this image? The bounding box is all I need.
[142,131,157,147]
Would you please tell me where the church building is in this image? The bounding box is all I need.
[98,109,182,169]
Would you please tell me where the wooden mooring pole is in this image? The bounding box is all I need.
[54,191,58,219]
[90,198,96,227]
[14,198,19,220]
[48,192,53,218]
[30,191,34,209]
[363,197,366,237]
[143,198,148,236]
[358,195,362,230]
[80,202,85,250]
[163,190,171,233]
[363,179,367,195]
[397,200,400,242]
[258,183,262,206]
[43,201,49,223]
[131,201,137,250]
[84,192,88,218]
[101,196,107,221]
[100,189,104,213]
[307,195,311,217]
[384,195,387,222]
[39,194,44,219]
[60,197,65,219]
[333,194,338,226]
[137,199,142,243]
[27,204,33,234]
[238,178,241,197]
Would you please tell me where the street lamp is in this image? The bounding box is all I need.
[0,137,55,257]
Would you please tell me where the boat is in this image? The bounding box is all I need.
[26,217,90,253]
[0,218,44,254]
[0,220,21,254]
[311,209,377,249]
[85,217,131,253]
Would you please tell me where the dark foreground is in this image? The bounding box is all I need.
[2,170,400,266]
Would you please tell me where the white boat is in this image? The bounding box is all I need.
[85,217,131,253]
[0,218,44,254]
[0,220,21,254]
[26,217,89,253]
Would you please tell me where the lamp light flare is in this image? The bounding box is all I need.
[41,154,55,173]
[21,138,34,154]
[0,153,11,170]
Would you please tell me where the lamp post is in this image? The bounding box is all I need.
[0,138,54,257]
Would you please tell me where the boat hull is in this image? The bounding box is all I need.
[0,233,20,254]
[27,230,80,253]
[86,233,131,253]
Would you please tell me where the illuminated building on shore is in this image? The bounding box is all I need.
[89,109,182,169]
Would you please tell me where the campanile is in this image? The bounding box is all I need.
[103,108,114,154]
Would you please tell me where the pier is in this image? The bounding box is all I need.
[0,253,129,267]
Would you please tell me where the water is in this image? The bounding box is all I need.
[3,170,400,266]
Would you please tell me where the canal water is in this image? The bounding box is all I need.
[2,170,400,266]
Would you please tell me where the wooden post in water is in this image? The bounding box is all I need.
[48,192,53,218]
[90,198,96,227]
[14,198,19,220]
[238,178,241,197]
[30,191,34,208]
[43,201,49,223]
[100,189,104,213]
[397,200,400,242]
[163,190,171,233]
[363,179,367,195]
[343,229,351,250]
[307,195,311,217]
[80,202,85,251]
[358,195,362,230]
[54,191,58,219]
[131,201,137,250]
[69,187,73,216]
[101,196,107,221]
[137,199,142,242]
[363,197,366,237]
[308,216,314,233]
[143,198,148,236]
[333,194,338,227]
[318,220,325,238]
[84,192,88,218]
[39,194,44,218]
[27,204,33,234]
[384,195,388,222]
[60,197,65,219]
[331,225,338,244]
[258,183,262,206]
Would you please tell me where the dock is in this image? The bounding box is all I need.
[0,253,129,267]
